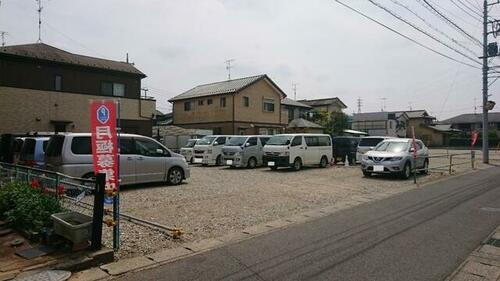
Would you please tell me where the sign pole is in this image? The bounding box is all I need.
[113,100,121,250]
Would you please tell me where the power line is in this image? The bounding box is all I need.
[368,0,481,65]
[450,0,482,21]
[333,0,481,69]
[388,0,479,56]
[418,0,482,46]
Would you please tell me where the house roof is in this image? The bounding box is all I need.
[169,74,286,102]
[281,98,312,108]
[426,124,461,133]
[287,118,323,128]
[392,110,434,119]
[0,43,145,76]
[297,97,347,109]
[440,113,500,124]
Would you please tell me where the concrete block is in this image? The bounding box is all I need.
[70,268,109,281]
[216,232,250,244]
[462,260,500,280]
[100,256,155,276]
[241,224,272,236]
[451,272,484,281]
[265,219,292,229]
[183,238,224,252]
[147,247,193,263]
[479,245,500,257]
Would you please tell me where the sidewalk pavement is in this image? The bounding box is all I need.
[446,225,500,281]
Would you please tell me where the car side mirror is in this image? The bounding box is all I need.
[369,146,374,150]
[245,142,250,147]
[214,141,218,145]
[409,147,416,152]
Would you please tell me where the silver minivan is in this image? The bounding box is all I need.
[222,135,271,168]
[45,133,190,185]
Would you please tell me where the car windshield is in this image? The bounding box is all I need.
[197,136,217,145]
[184,140,197,148]
[226,137,247,146]
[359,138,384,147]
[266,136,293,145]
[374,141,409,153]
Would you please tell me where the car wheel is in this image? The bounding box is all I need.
[292,157,302,171]
[167,167,183,185]
[189,157,194,164]
[401,162,412,179]
[362,170,371,177]
[420,159,429,175]
[216,155,223,166]
[270,166,278,170]
[319,156,328,168]
[247,157,257,169]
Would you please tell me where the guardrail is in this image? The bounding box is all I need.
[412,151,476,184]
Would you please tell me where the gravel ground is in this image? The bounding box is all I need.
[105,149,498,259]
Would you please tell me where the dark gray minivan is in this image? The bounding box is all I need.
[45,133,190,185]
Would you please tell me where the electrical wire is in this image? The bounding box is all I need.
[450,0,482,21]
[368,0,481,65]
[418,0,483,46]
[333,0,481,69]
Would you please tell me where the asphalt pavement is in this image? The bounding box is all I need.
[117,167,500,281]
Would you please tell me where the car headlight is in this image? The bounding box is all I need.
[237,151,243,155]
[282,151,289,156]
[362,155,369,161]
[207,150,212,154]
[389,157,403,161]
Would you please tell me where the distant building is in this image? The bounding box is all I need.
[297,97,347,115]
[0,43,154,135]
[440,113,500,136]
[352,111,408,137]
[168,74,287,135]
[281,98,312,122]
[285,118,324,134]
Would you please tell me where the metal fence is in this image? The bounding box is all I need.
[412,151,476,184]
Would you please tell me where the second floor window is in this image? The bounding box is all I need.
[184,101,192,111]
[101,82,125,97]
[263,99,275,112]
[220,97,226,107]
[243,96,249,107]
[198,100,204,106]
[55,75,62,91]
[207,99,213,105]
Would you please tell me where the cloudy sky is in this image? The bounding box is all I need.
[1,0,499,119]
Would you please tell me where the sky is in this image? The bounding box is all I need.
[1,0,499,119]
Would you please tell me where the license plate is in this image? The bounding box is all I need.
[194,158,202,163]
[268,161,275,166]
[226,160,233,165]
[373,165,384,172]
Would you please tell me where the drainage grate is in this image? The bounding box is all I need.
[485,238,500,247]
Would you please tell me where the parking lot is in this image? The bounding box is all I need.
[107,149,496,258]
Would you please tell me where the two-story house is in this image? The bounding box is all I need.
[352,111,409,137]
[440,113,500,136]
[0,43,154,136]
[281,98,312,122]
[168,74,287,135]
[297,97,347,115]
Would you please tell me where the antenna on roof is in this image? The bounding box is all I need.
[408,102,413,111]
[474,97,477,114]
[379,97,387,112]
[292,83,298,100]
[35,0,43,43]
[126,53,129,63]
[225,59,234,80]
[0,31,7,47]
[357,97,362,113]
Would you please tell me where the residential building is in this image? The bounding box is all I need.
[440,113,500,136]
[352,111,409,137]
[297,97,347,114]
[281,98,312,122]
[168,74,287,135]
[285,118,324,133]
[0,43,154,135]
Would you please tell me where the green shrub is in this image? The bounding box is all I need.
[0,181,62,234]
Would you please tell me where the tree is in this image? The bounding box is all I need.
[312,110,349,136]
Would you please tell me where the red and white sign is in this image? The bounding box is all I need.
[471,131,479,147]
[411,126,417,159]
[90,100,119,197]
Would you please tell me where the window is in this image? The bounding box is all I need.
[184,101,192,111]
[55,75,62,91]
[198,100,204,106]
[497,123,500,130]
[247,137,257,146]
[207,99,213,105]
[46,135,65,157]
[101,82,125,97]
[305,136,319,147]
[71,137,92,155]
[291,136,302,146]
[318,136,331,146]
[135,138,166,157]
[263,99,275,112]
[220,97,226,107]
[259,137,270,145]
[42,141,48,152]
[243,96,249,107]
[215,137,226,145]
[119,138,135,154]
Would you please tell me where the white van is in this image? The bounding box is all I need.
[192,135,233,166]
[221,135,271,168]
[45,133,190,185]
[263,134,332,171]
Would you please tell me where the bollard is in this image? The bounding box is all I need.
[449,155,453,174]
[471,151,475,169]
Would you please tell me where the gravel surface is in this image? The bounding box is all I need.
[104,149,497,259]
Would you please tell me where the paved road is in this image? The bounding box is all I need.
[118,167,500,281]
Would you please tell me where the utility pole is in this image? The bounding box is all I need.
[292,83,298,100]
[141,88,149,98]
[357,97,362,113]
[380,97,387,112]
[225,59,234,80]
[482,0,489,163]
[36,0,43,43]
[408,102,413,111]
[474,97,477,114]
[0,31,6,47]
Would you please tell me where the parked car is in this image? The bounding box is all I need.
[13,137,25,164]
[360,138,429,179]
[263,134,332,171]
[18,137,50,168]
[222,135,271,168]
[45,133,190,185]
[193,135,233,166]
[332,136,360,165]
[356,136,393,162]
[180,139,199,164]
